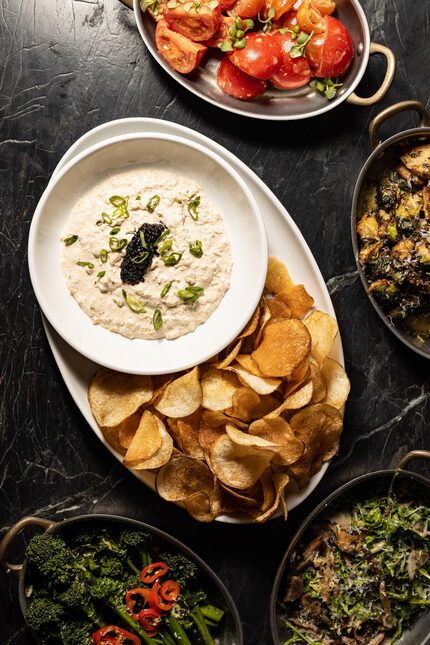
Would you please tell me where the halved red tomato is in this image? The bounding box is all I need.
[229,0,265,19]
[306,15,353,77]
[229,33,283,80]
[271,31,311,89]
[220,0,237,9]
[217,57,267,99]
[297,0,325,34]
[204,15,235,47]
[312,0,335,15]
[260,0,295,21]
[155,20,207,73]
[164,2,221,42]
[272,7,298,30]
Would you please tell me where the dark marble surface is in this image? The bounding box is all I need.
[1,0,429,643]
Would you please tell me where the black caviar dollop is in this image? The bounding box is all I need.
[120,222,166,285]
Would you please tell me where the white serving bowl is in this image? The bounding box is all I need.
[28,132,267,375]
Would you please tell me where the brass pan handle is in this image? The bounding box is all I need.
[369,100,430,149]
[397,450,430,472]
[347,43,396,107]
[0,516,56,576]
[119,0,134,8]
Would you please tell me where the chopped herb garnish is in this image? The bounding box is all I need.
[136,195,141,201]
[310,77,343,100]
[258,6,275,32]
[109,237,128,252]
[131,251,150,264]
[122,289,146,314]
[189,240,203,258]
[109,195,126,207]
[162,252,183,266]
[219,17,253,52]
[100,249,108,263]
[64,235,78,246]
[187,195,201,221]
[158,239,173,255]
[146,194,161,213]
[153,308,163,331]
[102,212,113,225]
[97,270,106,278]
[177,286,204,302]
[160,281,173,298]
[139,230,147,249]
[110,226,121,235]
[289,29,313,58]
[155,228,171,247]
[77,261,95,269]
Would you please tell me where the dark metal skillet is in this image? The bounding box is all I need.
[351,100,430,360]
[119,0,395,121]
[0,513,243,645]
[270,450,430,645]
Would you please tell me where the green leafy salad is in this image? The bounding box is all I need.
[281,494,430,644]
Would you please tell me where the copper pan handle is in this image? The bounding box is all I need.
[0,516,56,576]
[369,100,430,149]
[397,450,430,472]
[347,43,396,107]
[119,0,134,8]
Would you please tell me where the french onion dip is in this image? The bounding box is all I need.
[61,168,232,340]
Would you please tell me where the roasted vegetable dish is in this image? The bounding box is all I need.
[280,493,430,644]
[24,526,225,644]
[356,143,430,344]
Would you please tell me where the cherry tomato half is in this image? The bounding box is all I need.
[220,0,237,10]
[297,0,325,34]
[160,580,181,602]
[204,15,235,47]
[92,626,140,645]
[229,33,283,80]
[312,0,335,16]
[261,0,295,22]
[217,57,267,100]
[138,608,162,635]
[229,0,265,19]
[125,588,150,620]
[270,32,311,89]
[149,581,174,612]
[155,20,207,74]
[164,2,221,42]
[306,15,353,77]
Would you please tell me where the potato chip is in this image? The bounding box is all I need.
[100,425,126,456]
[265,256,295,294]
[210,434,275,489]
[177,411,205,459]
[304,310,338,366]
[123,411,162,467]
[235,354,267,377]
[184,493,219,523]
[289,359,311,386]
[89,369,153,428]
[321,358,351,410]
[118,412,142,450]
[310,369,327,404]
[154,367,202,418]
[256,472,290,523]
[290,403,343,462]
[200,409,246,429]
[252,319,311,377]
[278,284,314,319]
[156,454,215,501]
[254,298,272,347]
[249,417,304,466]
[238,306,261,339]
[227,387,261,422]
[212,339,243,369]
[266,297,291,320]
[226,364,281,395]
[225,423,282,451]
[268,380,314,417]
[130,417,173,470]
[201,367,240,411]
[251,394,281,419]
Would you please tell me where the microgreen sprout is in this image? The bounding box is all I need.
[140,0,158,13]
[258,7,275,32]
[289,29,313,58]
[219,18,254,52]
[310,77,343,100]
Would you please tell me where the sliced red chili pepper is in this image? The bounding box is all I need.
[160,580,181,602]
[138,607,162,634]
[91,625,140,645]
[149,581,173,612]
[140,561,169,584]
[125,587,151,619]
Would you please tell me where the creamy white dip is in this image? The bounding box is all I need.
[61,168,232,340]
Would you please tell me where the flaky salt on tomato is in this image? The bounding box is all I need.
[270,31,311,90]
[229,32,283,80]
[155,19,207,73]
[164,1,221,42]
[217,57,266,99]
[306,14,353,77]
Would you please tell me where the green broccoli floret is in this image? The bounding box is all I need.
[26,597,64,633]
[159,552,198,587]
[119,529,152,568]
[60,620,93,645]
[26,534,76,585]
[98,554,124,579]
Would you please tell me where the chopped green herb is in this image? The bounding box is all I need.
[109,195,126,207]
[140,0,158,12]
[102,212,113,225]
[97,270,106,278]
[158,239,173,255]
[146,194,161,213]
[289,29,312,58]
[139,230,147,249]
[155,228,170,247]
[309,77,343,100]
[177,286,204,302]
[162,252,182,266]
[136,195,141,201]
[160,281,173,298]
[258,6,275,32]
[122,289,146,314]
[219,18,253,53]
[100,249,108,263]
[153,308,163,331]
[189,240,203,258]
[64,235,78,246]
[110,226,121,235]
[76,261,95,269]
[188,195,201,221]
[109,237,128,252]
[131,251,150,264]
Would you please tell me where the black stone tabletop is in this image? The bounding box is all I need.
[1,1,429,643]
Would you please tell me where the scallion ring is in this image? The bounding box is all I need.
[160,281,173,298]
[109,237,127,252]
[77,261,95,269]
[109,195,126,207]
[97,270,106,278]
[100,249,108,263]
[131,250,149,264]
[187,195,200,221]
[110,226,121,235]
[146,194,160,213]
[177,286,204,302]
[162,252,182,266]
[122,289,146,314]
[153,308,163,331]
[102,212,112,225]
[189,240,203,258]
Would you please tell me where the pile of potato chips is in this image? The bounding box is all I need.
[88,257,350,522]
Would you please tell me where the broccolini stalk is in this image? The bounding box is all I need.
[190,605,215,645]
[200,604,224,624]
[165,615,193,645]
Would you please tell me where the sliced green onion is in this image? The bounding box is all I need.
[77,261,95,269]
[177,286,204,302]
[146,194,160,213]
[153,308,163,331]
[139,230,147,249]
[122,289,146,314]
[158,239,173,255]
[100,249,108,263]
[109,195,126,207]
[110,226,121,235]
[189,240,203,258]
[109,237,127,252]
[160,281,173,298]
[136,195,141,200]
[97,270,106,278]
[155,228,170,247]
[162,252,182,266]
[131,251,149,264]
[64,235,78,246]
[188,195,200,221]
[102,212,113,225]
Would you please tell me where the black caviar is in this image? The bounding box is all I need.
[120,222,166,285]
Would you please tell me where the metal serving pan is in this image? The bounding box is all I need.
[351,100,430,359]
[0,513,243,644]
[270,450,430,644]
[120,0,395,121]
